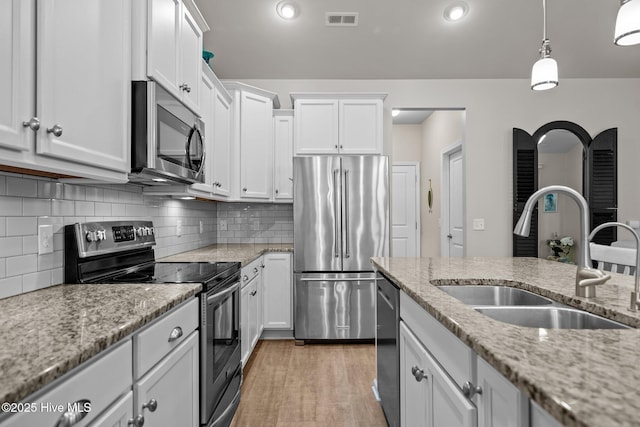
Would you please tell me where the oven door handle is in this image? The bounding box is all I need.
[207,282,240,302]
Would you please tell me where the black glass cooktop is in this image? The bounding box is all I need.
[110,262,239,285]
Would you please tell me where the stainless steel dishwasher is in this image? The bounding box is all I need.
[376,272,400,427]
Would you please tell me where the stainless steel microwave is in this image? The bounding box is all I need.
[130,81,205,184]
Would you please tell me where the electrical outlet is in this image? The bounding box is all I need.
[219,220,227,231]
[473,218,485,231]
[199,220,204,234]
[38,225,54,254]
[176,219,183,237]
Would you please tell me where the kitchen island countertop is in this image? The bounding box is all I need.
[160,243,293,266]
[0,282,200,406]
[371,256,640,427]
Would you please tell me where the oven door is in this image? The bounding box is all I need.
[201,280,241,425]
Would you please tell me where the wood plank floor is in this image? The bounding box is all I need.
[230,340,388,427]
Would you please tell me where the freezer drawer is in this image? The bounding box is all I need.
[294,273,376,339]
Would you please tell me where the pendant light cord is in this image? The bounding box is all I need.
[543,0,547,41]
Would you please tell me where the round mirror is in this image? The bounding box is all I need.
[537,129,584,260]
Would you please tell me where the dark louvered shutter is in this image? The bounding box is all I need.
[588,128,617,245]
[513,128,538,257]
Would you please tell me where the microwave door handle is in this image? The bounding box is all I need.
[185,127,195,170]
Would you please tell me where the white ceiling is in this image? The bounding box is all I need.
[392,109,434,125]
[538,129,582,154]
[195,0,640,80]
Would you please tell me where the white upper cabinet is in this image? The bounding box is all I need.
[273,110,294,201]
[190,63,216,195]
[212,80,232,197]
[145,0,206,113]
[0,0,130,182]
[291,93,386,155]
[224,82,279,201]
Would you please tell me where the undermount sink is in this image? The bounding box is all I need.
[437,285,553,306]
[475,306,631,330]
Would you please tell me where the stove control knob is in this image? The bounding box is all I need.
[144,227,153,236]
[96,230,107,241]
[148,227,154,235]
[86,231,97,242]
[136,227,145,237]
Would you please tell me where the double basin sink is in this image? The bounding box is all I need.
[437,285,631,329]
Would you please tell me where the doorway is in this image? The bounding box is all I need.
[391,162,420,256]
[442,144,464,257]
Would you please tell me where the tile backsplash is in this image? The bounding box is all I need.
[0,172,294,299]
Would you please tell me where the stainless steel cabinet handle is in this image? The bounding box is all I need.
[46,124,63,137]
[22,117,40,131]
[333,168,340,258]
[142,398,158,412]
[127,415,144,427]
[411,366,427,382]
[168,326,183,342]
[54,399,90,427]
[462,381,482,398]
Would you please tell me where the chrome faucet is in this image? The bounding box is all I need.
[588,222,640,311]
[513,185,611,298]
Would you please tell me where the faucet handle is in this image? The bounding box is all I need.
[576,267,611,298]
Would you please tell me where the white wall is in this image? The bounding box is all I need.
[392,125,422,161]
[239,78,640,256]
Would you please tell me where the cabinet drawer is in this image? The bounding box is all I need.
[400,291,474,389]
[3,340,132,427]
[133,298,198,379]
[241,256,262,288]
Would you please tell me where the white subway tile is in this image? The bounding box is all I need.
[53,233,64,251]
[6,217,37,236]
[6,176,38,197]
[75,201,95,216]
[0,176,5,196]
[23,198,51,216]
[52,199,75,216]
[103,189,119,203]
[0,259,4,278]
[0,220,5,237]
[51,267,63,285]
[0,196,22,216]
[111,204,126,216]
[6,254,37,276]
[22,236,38,254]
[85,187,104,202]
[0,276,22,299]
[22,270,52,293]
[94,202,112,216]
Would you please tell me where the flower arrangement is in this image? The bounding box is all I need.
[546,236,575,262]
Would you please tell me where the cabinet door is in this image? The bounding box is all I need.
[179,5,202,113]
[248,280,259,351]
[339,99,383,154]
[262,253,292,329]
[147,0,181,95]
[90,391,134,427]
[36,0,130,172]
[294,99,339,154]
[477,357,528,427]
[213,88,232,197]
[0,0,33,153]
[273,114,294,200]
[241,283,251,366]
[191,67,215,194]
[240,91,273,199]
[134,331,199,427]
[400,322,477,427]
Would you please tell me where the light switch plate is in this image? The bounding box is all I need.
[38,225,54,254]
[199,220,204,234]
[473,218,485,231]
[176,219,183,237]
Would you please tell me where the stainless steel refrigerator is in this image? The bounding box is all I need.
[293,155,389,340]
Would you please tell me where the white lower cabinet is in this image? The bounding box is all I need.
[400,291,532,427]
[133,331,199,427]
[400,321,476,427]
[89,391,134,427]
[529,401,562,427]
[240,257,263,366]
[262,253,292,329]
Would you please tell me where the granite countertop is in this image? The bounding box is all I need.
[0,282,200,406]
[371,256,640,427]
[160,243,293,266]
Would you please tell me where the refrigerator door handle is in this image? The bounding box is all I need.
[299,277,370,282]
[344,169,350,259]
[333,168,340,258]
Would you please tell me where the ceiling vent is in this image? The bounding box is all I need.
[325,12,359,26]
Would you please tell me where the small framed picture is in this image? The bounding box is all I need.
[543,193,557,213]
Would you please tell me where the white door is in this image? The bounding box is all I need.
[443,147,464,257]
[391,163,420,257]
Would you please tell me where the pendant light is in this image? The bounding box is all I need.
[615,0,640,46]
[531,0,558,91]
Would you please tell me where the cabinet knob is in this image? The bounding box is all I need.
[334,144,338,149]
[127,415,145,427]
[46,124,63,137]
[54,399,91,427]
[185,85,191,93]
[340,145,343,149]
[168,326,183,342]
[462,381,483,398]
[243,275,249,282]
[142,398,158,412]
[253,267,258,273]
[243,188,247,192]
[411,366,427,382]
[275,189,279,194]
[250,290,257,296]
[22,117,40,131]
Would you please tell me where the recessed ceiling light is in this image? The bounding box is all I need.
[444,2,469,22]
[392,109,400,117]
[277,1,298,19]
